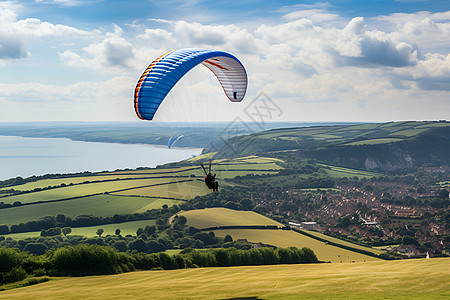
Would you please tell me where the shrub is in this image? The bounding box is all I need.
[52,244,133,276]
[1,267,27,284]
[0,247,19,272]
[23,243,48,255]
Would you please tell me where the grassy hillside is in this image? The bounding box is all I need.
[211,121,450,171]
[1,258,448,299]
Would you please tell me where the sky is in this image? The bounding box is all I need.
[0,0,449,123]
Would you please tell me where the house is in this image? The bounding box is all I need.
[253,242,263,249]
[301,222,319,231]
[395,244,423,257]
[394,210,416,217]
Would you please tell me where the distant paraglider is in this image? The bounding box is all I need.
[167,135,184,149]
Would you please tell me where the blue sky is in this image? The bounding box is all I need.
[0,0,449,122]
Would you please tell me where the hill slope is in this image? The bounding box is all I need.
[1,258,448,299]
[211,121,450,171]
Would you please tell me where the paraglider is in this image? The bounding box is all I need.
[168,135,184,149]
[134,48,247,120]
[134,48,247,191]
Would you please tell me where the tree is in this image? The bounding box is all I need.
[224,235,233,242]
[112,240,127,252]
[115,229,121,235]
[24,243,48,255]
[62,227,72,236]
[439,189,449,199]
[136,228,144,236]
[0,224,9,235]
[96,228,104,237]
[56,214,66,223]
[177,215,187,226]
[144,225,156,235]
[402,235,419,246]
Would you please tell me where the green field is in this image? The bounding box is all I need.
[5,219,157,239]
[0,178,178,205]
[389,128,428,137]
[345,138,403,146]
[0,174,166,192]
[112,179,209,199]
[318,163,380,178]
[1,258,448,299]
[0,195,178,226]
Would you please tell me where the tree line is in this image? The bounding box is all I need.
[0,244,318,285]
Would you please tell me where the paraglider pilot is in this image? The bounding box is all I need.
[205,172,219,192]
[200,161,219,192]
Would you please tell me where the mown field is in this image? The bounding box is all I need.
[213,229,379,263]
[178,207,283,228]
[1,258,448,299]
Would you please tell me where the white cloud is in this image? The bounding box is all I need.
[0,76,136,121]
[1,4,449,122]
[373,11,450,52]
[12,18,89,36]
[0,2,90,61]
[283,9,341,23]
[34,0,86,6]
[60,25,135,70]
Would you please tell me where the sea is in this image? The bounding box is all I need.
[0,135,201,180]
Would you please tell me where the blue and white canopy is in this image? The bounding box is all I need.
[134,48,248,120]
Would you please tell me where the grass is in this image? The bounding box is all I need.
[415,122,450,128]
[214,163,282,170]
[216,170,279,179]
[0,195,178,226]
[4,219,157,239]
[345,138,403,146]
[1,258,448,299]
[0,277,50,292]
[178,207,283,229]
[112,179,209,200]
[0,178,176,205]
[389,128,428,137]
[300,230,384,255]
[318,163,380,178]
[0,174,160,192]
